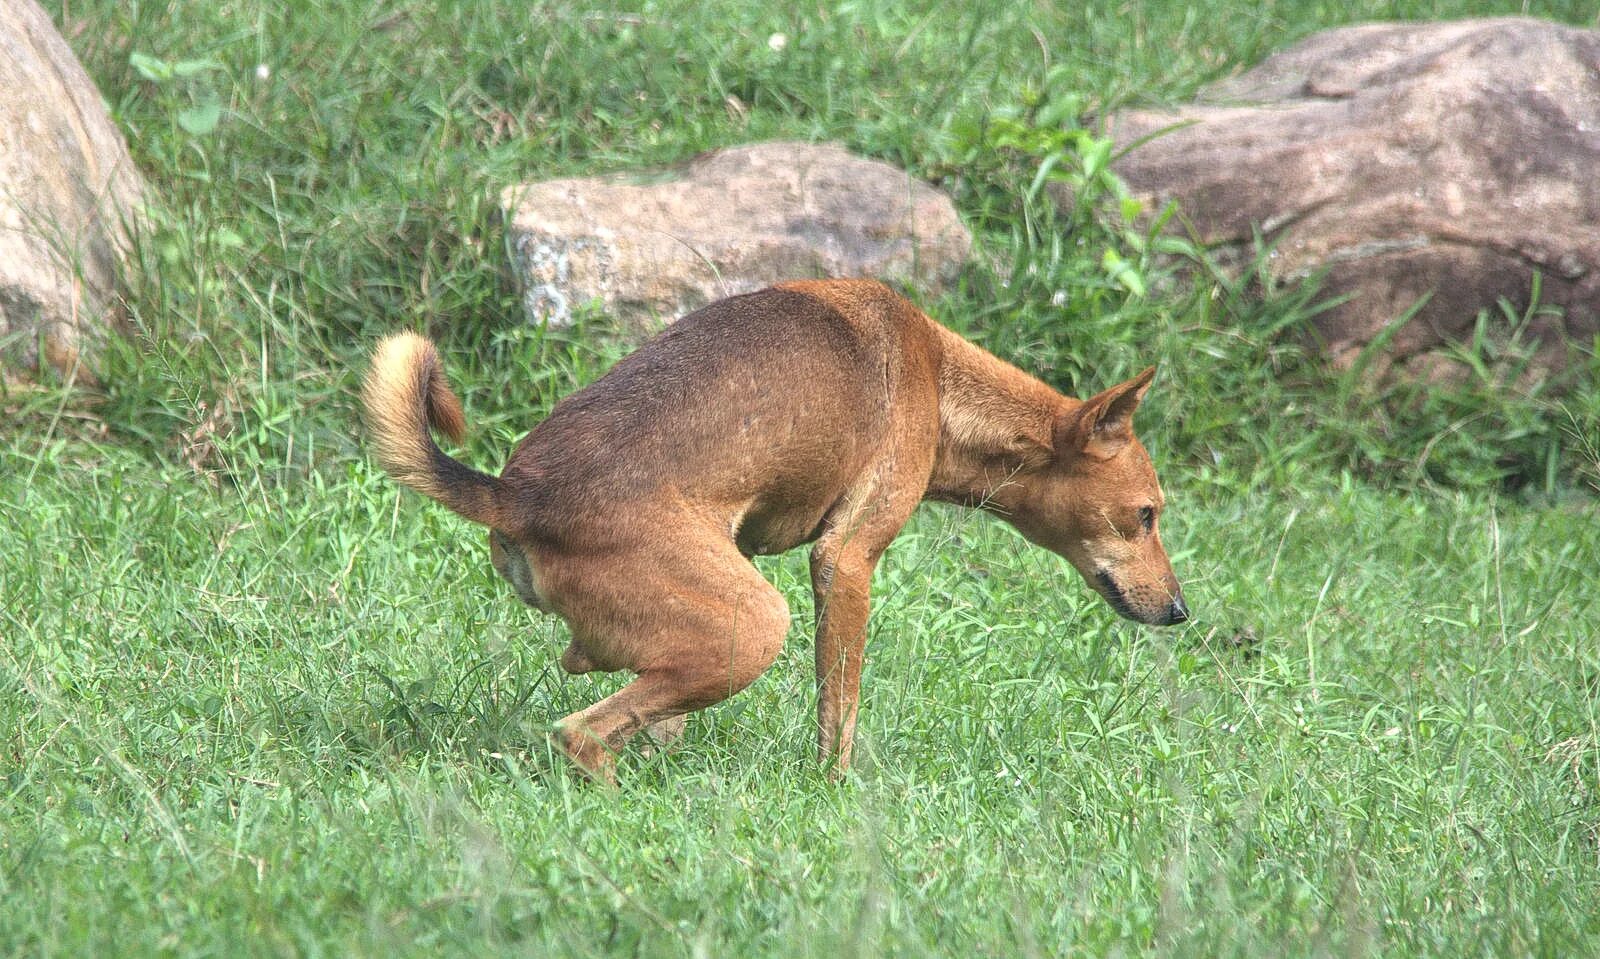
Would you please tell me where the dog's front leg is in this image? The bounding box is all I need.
[809,457,932,775]
[810,540,877,774]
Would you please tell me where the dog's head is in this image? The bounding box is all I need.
[999,367,1188,627]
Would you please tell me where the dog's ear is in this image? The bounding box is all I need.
[1056,366,1156,461]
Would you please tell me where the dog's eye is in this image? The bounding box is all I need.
[1138,506,1155,533]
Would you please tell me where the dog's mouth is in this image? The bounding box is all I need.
[1093,569,1189,627]
[1093,569,1139,621]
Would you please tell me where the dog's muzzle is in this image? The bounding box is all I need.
[1095,570,1189,627]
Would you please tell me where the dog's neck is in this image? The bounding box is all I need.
[926,324,1073,507]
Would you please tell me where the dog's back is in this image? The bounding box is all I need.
[499,281,941,554]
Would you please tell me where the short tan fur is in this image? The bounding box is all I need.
[362,280,1187,782]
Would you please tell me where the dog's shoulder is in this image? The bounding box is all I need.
[771,279,946,367]
[772,279,923,337]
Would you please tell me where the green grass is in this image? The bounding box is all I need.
[6,444,1599,955]
[5,0,1600,955]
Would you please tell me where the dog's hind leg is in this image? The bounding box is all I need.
[552,543,790,783]
[643,714,687,750]
[555,674,702,783]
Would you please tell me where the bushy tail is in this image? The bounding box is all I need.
[361,332,501,526]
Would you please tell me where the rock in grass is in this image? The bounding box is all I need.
[0,0,145,383]
[1104,18,1600,381]
[502,142,971,330]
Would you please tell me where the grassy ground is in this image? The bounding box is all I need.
[5,0,1600,955]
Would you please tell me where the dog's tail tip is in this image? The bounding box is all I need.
[365,331,465,442]
[362,331,498,525]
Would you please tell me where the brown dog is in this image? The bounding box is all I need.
[363,280,1186,781]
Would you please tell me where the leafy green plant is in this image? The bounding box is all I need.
[129,51,224,138]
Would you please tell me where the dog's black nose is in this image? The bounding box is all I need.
[1167,594,1190,625]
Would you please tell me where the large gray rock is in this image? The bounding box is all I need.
[1105,18,1600,379]
[0,0,145,382]
[503,142,971,329]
